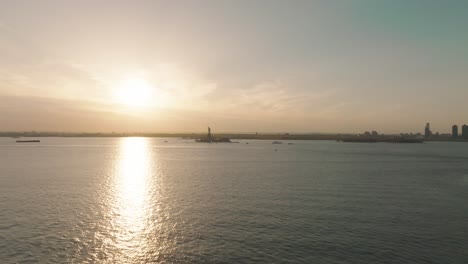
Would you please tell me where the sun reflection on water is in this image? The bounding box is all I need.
[111,137,155,261]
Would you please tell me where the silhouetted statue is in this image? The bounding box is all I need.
[208,127,212,141]
[195,126,231,143]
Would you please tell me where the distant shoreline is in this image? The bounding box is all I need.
[1,132,467,143]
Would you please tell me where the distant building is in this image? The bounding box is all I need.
[462,125,468,139]
[452,125,458,138]
[424,123,432,138]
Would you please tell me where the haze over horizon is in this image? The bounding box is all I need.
[1,1,467,134]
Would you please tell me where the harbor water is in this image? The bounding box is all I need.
[1,138,467,263]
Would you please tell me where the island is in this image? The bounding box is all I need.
[195,127,232,143]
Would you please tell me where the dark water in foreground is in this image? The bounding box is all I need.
[0,138,467,263]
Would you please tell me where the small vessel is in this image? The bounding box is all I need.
[16,140,40,143]
[272,141,283,144]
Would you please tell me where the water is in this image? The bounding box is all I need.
[1,138,467,263]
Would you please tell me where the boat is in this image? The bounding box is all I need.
[16,140,40,143]
[272,141,283,144]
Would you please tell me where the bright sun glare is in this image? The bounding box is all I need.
[115,78,153,107]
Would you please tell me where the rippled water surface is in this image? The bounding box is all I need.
[1,138,467,263]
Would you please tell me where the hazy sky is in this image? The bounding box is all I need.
[1,0,467,133]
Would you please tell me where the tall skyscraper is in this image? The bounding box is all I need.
[424,123,432,138]
[462,125,468,139]
[452,125,458,138]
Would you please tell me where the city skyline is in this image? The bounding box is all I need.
[1,1,468,133]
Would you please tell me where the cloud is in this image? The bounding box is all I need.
[0,61,107,102]
[204,80,336,117]
[0,21,14,33]
[0,94,167,132]
[0,94,278,133]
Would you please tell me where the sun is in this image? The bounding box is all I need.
[115,78,153,107]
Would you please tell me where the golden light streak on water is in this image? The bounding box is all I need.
[110,137,156,262]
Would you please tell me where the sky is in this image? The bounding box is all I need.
[0,0,467,133]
